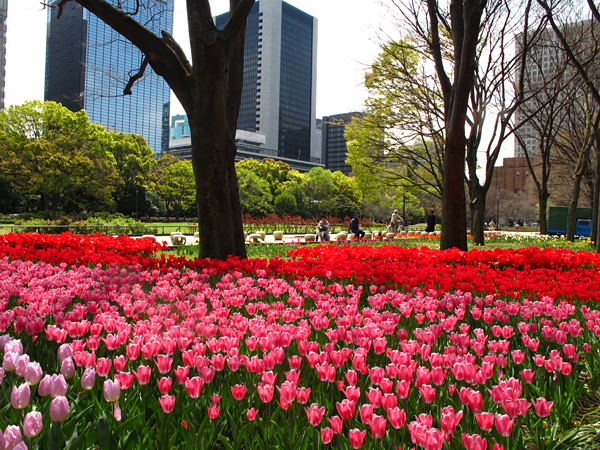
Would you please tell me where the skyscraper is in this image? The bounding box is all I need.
[322,112,364,175]
[44,0,174,154]
[215,0,318,162]
[0,0,7,110]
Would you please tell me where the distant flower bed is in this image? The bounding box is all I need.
[12,217,158,235]
[243,214,374,234]
[0,233,600,448]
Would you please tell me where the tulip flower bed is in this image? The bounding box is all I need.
[1,234,600,449]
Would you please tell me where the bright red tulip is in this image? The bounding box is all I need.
[474,412,495,431]
[231,384,246,401]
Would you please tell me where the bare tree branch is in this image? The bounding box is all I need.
[123,56,148,95]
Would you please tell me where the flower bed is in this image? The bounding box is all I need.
[0,234,599,449]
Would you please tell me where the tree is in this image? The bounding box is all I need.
[0,100,118,213]
[236,169,274,217]
[274,192,297,216]
[345,39,445,203]
[236,158,295,198]
[108,132,157,216]
[301,167,339,218]
[56,0,256,259]
[149,155,195,219]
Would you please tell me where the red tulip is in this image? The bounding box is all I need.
[133,365,151,385]
[462,433,487,450]
[387,407,406,429]
[418,384,436,404]
[207,406,220,419]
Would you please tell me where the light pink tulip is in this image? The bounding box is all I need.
[11,383,30,409]
[23,411,43,437]
[24,362,43,386]
[103,379,121,403]
[50,396,70,422]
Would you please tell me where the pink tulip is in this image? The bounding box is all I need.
[3,352,18,372]
[61,357,75,379]
[348,428,367,449]
[4,425,22,449]
[133,365,151,385]
[155,355,173,374]
[328,415,343,434]
[368,414,387,439]
[58,343,74,362]
[81,368,96,390]
[230,384,246,401]
[207,406,220,419]
[495,414,515,437]
[11,383,30,409]
[14,354,30,377]
[277,381,296,404]
[50,374,68,398]
[387,407,406,429]
[157,377,172,394]
[23,411,43,437]
[305,403,326,426]
[246,408,258,420]
[38,374,52,396]
[296,387,311,404]
[418,384,436,404]
[359,403,374,424]
[336,399,355,421]
[320,427,333,444]
[159,395,175,413]
[532,397,554,418]
[24,362,43,386]
[462,433,487,450]
[50,396,70,422]
[103,379,121,403]
[96,358,112,377]
[185,377,203,398]
[440,405,462,436]
[474,412,494,431]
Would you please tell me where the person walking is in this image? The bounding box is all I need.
[426,209,436,233]
[350,213,366,239]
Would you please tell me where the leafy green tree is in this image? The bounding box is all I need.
[108,132,157,216]
[236,158,294,197]
[274,192,297,216]
[0,100,118,213]
[149,155,195,219]
[345,39,444,204]
[237,169,274,217]
[301,167,339,217]
[332,194,360,219]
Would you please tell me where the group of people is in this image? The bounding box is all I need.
[315,213,366,241]
[315,208,436,242]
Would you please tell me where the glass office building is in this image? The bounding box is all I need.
[0,0,6,110]
[45,0,173,154]
[215,0,318,162]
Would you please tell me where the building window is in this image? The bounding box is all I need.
[515,188,520,194]
[526,171,529,177]
[516,172,520,178]
[498,186,502,191]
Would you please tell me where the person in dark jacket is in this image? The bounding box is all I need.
[426,210,436,233]
[350,213,365,238]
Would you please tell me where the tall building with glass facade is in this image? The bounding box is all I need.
[215,0,318,162]
[0,0,7,109]
[44,0,173,154]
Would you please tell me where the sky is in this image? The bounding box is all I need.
[5,0,387,119]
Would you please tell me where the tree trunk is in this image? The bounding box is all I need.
[471,192,487,246]
[595,134,600,249]
[188,29,247,260]
[538,187,550,235]
[566,152,590,242]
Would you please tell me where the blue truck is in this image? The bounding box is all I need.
[547,206,593,237]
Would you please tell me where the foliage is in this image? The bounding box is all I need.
[148,155,195,219]
[13,216,157,235]
[237,169,274,217]
[274,192,298,216]
[0,101,119,212]
[345,39,444,202]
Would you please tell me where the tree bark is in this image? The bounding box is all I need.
[69,0,255,259]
